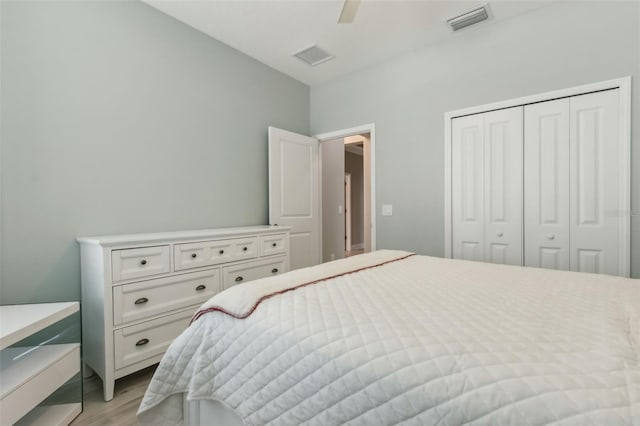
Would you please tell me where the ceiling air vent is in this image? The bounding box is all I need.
[293,45,334,67]
[447,5,489,31]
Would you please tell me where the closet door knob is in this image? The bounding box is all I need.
[134,297,149,305]
[219,249,225,255]
[136,338,149,347]
[195,285,206,291]
[235,276,244,282]
[243,247,248,252]
[496,232,503,237]
[191,253,197,258]
[547,233,555,240]
[140,259,147,266]
[271,268,279,274]
[272,243,277,247]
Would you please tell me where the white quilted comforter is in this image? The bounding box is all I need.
[138,250,640,425]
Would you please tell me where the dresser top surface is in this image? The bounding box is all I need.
[77,225,291,247]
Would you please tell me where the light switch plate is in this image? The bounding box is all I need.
[382,204,393,216]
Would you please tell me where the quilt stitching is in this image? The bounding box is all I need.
[139,253,640,426]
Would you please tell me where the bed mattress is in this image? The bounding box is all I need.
[138,250,640,425]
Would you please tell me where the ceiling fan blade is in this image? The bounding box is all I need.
[338,0,361,24]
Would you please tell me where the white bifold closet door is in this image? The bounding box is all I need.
[569,90,621,274]
[524,89,621,275]
[451,107,523,265]
[524,98,570,270]
[451,113,484,262]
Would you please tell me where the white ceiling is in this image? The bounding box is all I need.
[144,0,554,86]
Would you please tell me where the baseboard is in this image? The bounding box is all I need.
[351,243,364,250]
[83,374,101,395]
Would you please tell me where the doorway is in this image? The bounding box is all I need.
[318,127,374,262]
[344,138,365,257]
[268,123,375,270]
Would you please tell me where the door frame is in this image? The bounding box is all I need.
[443,77,631,275]
[344,173,352,252]
[314,123,377,253]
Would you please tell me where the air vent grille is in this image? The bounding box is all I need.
[447,6,489,31]
[293,45,334,67]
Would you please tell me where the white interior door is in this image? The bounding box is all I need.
[524,98,570,270]
[483,107,523,265]
[569,90,620,275]
[451,113,485,262]
[268,127,321,270]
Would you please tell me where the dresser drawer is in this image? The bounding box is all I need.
[114,309,192,370]
[112,270,220,325]
[112,246,170,282]
[259,233,288,257]
[222,256,287,290]
[174,237,258,271]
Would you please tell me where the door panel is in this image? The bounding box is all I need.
[524,98,570,270]
[280,141,314,216]
[488,243,508,264]
[539,247,562,270]
[483,107,523,266]
[569,90,620,275]
[577,249,604,274]
[452,114,485,262]
[268,127,320,270]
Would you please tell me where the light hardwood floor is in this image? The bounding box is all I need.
[72,366,156,426]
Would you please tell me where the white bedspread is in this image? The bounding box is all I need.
[138,251,640,425]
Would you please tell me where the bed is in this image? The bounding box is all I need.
[138,250,640,425]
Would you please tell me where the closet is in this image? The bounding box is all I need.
[445,78,630,277]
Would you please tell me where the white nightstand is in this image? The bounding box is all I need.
[0,302,82,425]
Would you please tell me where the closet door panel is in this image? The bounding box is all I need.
[524,99,570,270]
[452,114,485,262]
[484,107,523,265]
[570,89,620,275]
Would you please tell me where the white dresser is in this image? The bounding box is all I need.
[77,226,290,401]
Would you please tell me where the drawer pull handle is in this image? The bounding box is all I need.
[219,249,225,255]
[271,268,278,274]
[243,247,248,252]
[134,297,149,305]
[136,338,149,347]
[272,243,277,247]
[196,284,206,291]
[140,259,147,266]
[235,276,244,282]
[191,253,197,258]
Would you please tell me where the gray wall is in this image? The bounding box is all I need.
[345,151,364,246]
[0,1,309,304]
[310,1,640,277]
